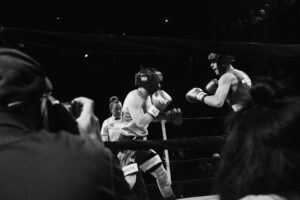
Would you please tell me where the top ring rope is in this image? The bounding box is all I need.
[2,26,300,57]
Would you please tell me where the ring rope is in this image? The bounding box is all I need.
[103,135,226,151]
[2,26,300,58]
[169,157,220,164]
[146,177,215,188]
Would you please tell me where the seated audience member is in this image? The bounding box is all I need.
[0,47,136,200]
[214,78,300,200]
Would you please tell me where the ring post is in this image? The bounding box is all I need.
[160,119,172,183]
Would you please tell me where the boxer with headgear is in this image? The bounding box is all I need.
[0,47,136,200]
[100,96,148,197]
[186,52,252,112]
[117,67,177,200]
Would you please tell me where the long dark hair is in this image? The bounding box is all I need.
[214,77,300,200]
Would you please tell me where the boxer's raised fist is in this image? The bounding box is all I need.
[148,90,172,117]
[186,88,208,103]
[164,108,183,125]
[152,90,172,111]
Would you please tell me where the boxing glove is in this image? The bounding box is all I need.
[164,108,183,125]
[148,90,172,117]
[186,88,208,103]
[205,79,218,94]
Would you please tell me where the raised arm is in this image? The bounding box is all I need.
[186,72,236,108]
[126,95,154,128]
[203,72,236,108]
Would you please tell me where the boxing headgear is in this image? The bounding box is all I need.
[208,53,235,74]
[135,68,163,94]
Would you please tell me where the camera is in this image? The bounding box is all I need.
[62,101,82,119]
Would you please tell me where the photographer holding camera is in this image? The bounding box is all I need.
[0,48,136,200]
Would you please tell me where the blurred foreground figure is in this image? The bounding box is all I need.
[0,48,136,200]
[214,78,300,200]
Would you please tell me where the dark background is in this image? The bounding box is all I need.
[1,0,300,198]
[1,0,299,121]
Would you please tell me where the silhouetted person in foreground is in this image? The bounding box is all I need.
[0,47,136,200]
[214,77,300,200]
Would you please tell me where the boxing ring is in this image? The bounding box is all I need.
[2,26,300,200]
[104,116,225,200]
[157,119,221,200]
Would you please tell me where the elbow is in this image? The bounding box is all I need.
[133,114,152,128]
[215,103,223,108]
[214,100,225,108]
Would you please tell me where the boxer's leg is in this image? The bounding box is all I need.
[151,165,176,200]
[137,149,176,200]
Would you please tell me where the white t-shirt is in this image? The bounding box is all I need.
[100,116,123,142]
[121,89,152,137]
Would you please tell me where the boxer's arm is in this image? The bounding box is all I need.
[126,95,153,128]
[203,73,236,108]
[100,119,109,142]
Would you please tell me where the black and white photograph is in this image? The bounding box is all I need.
[0,1,300,200]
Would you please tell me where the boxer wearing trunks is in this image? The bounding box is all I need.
[118,67,176,200]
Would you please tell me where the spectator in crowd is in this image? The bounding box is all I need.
[214,77,300,200]
[0,47,136,200]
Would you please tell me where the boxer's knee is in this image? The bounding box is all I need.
[122,163,139,189]
[125,174,137,189]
